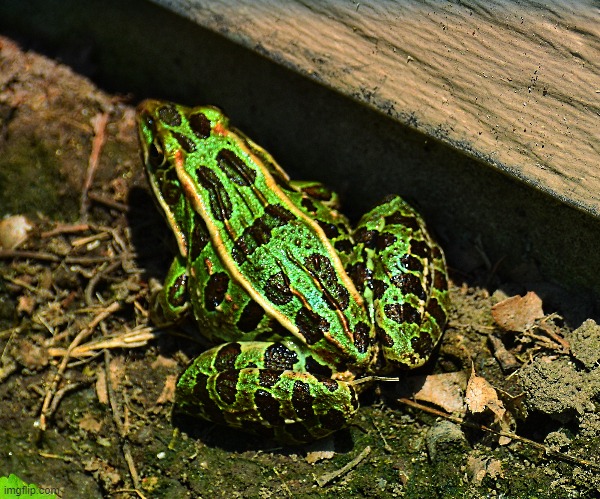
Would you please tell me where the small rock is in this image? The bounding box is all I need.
[569,319,600,370]
[519,357,593,423]
[425,420,469,462]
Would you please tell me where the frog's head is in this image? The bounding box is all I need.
[136,99,228,257]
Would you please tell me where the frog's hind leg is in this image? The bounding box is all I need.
[174,341,359,443]
[348,194,450,370]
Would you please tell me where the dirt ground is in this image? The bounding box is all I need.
[1,36,599,499]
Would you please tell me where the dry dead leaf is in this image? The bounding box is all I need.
[465,367,506,419]
[467,455,504,484]
[465,367,516,445]
[491,291,544,332]
[412,371,469,414]
[305,438,336,463]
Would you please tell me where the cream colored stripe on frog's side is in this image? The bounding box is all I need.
[144,148,189,259]
[213,122,364,308]
[172,149,303,337]
[215,123,367,338]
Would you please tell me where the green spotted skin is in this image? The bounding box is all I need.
[137,100,450,443]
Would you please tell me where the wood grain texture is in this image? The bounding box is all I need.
[153,0,599,216]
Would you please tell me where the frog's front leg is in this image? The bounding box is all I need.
[150,255,190,325]
[175,340,359,443]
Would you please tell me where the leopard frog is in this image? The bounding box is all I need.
[137,100,449,443]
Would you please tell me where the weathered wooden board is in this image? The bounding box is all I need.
[153,0,600,216]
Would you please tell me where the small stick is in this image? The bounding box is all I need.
[41,223,91,238]
[38,301,120,431]
[397,397,600,471]
[104,350,141,490]
[87,192,129,212]
[80,112,109,220]
[315,446,371,487]
[0,249,61,262]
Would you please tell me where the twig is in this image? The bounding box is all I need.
[315,446,371,487]
[85,260,122,306]
[104,349,141,490]
[48,382,88,416]
[397,397,600,472]
[0,249,61,262]
[38,301,120,431]
[41,223,91,238]
[80,112,109,220]
[46,327,158,357]
[88,192,129,212]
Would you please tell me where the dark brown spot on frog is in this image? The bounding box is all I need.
[189,112,211,139]
[304,356,333,378]
[433,269,448,291]
[375,323,395,348]
[384,211,421,231]
[346,262,372,293]
[231,204,295,264]
[264,203,295,224]
[237,300,266,332]
[370,279,388,300]
[317,221,339,239]
[184,373,226,423]
[426,297,447,327]
[255,388,284,424]
[384,302,421,325]
[411,329,435,358]
[304,253,349,311]
[189,213,211,262]
[334,238,354,254]
[195,167,233,221]
[264,343,298,370]
[171,131,196,153]
[217,148,257,186]
[292,380,315,420]
[391,273,426,300]
[353,227,377,248]
[258,369,280,388]
[375,231,397,250]
[295,307,328,345]
[410,239,431,260]
[214,343,242,371]
[214,370,240,405]
[264,272,293,305]
[156,166,181,208]
[400,253,423,272]
[301,185,334,202]
[204,272,229,311]
[353,321,371,353]
[319,377,339,392]
[147,141,164,170]
[168,274,188,308]
[158,104,182,127]
[301,197,317,213]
